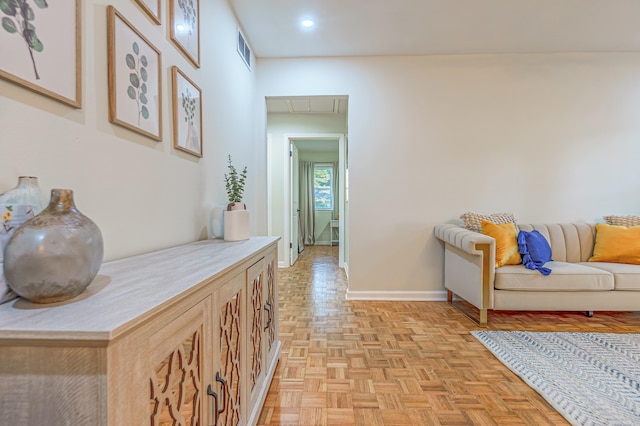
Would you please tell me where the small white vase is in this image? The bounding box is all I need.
[210,207,225,239]
[223,210,250,241]
[0,176,47,215]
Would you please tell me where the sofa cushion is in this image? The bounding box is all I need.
[495,262,614,291]
[460,212,516,233]
[579,262,640,291]
[481,220,521,267]
[603,215,640,227]
[589,223,640,265]
[517,224,596,263]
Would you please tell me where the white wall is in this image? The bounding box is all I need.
[257,53,640,297]
[0,0,262,261]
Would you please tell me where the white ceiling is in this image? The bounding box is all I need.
[294,139,339,153]
[266,96,348,114]
[229,0,640,58]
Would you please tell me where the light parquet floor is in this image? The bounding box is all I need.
[257,245,640,426]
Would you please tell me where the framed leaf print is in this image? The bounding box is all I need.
[134,0,160,25]
[169,0,199,67]
[107,6,162,141]
[172,66,202,157]
[0,0,81,108]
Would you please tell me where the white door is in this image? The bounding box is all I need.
[290,142,300,265]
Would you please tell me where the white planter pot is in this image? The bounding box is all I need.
[223,210,250,241]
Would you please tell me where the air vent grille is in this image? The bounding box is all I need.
[237,29,251,70]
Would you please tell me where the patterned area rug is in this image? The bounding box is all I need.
[471,331,640,426]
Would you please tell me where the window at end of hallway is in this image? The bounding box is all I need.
[314,164,333,210]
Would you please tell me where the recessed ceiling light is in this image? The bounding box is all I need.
[301,19,314,28]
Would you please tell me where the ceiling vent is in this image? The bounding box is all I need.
[237,28,251,71]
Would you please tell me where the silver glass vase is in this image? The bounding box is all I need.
[4,189,104,303]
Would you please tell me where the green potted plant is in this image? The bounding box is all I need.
[224,155,248,211]
[223,155,250,241]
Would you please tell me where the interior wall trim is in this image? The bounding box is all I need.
[345,290,447,301]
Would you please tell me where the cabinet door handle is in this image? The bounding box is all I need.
[206,384,218,426]
[216,372,227,415]
[264,301,272,331]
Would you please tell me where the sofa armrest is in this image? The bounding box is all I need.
[434,224,496,324]
[434,224,495,255]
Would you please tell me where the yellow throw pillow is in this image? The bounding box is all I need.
[589,223,640,265]
[481,220,521,267]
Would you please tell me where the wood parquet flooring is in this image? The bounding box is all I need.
[257,245,640,426]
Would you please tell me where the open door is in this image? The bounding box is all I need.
[290,142,300,265]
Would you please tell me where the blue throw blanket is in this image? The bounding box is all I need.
[518,230,552,276]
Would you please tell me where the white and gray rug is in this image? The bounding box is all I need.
[471,331,640,426]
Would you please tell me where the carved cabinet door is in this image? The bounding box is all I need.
[212,273,245,426]
[149,296,212,426]
[246,258,266,412]
[263,248,279,370]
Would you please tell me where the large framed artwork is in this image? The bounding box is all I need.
[0,0,82,108]
[134,0,160,25]
[169,0,200,68]
[172,66,202,157]
[107,6,162,141]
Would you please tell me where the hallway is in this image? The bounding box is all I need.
[257,245,639,425]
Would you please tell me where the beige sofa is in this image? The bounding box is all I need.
[434,223,640,324]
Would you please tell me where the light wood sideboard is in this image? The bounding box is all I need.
[0,237,280,426]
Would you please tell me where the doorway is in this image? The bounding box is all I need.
[289,135,345,268]
[265,96,348,270]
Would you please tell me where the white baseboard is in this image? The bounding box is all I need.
[345,290,448,301]
[278,260,288,268]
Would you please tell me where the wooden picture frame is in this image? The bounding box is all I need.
[107,6,162,141]
[0,0,82,108]
[134,0,161,25]
[169,0,200,68]
[172,66,202,157]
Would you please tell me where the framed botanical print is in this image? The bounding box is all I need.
[134,0,160,25]
[172,66,202,157]
[107,6,162,141]
[0,0,82,108]
[169,0,200,68]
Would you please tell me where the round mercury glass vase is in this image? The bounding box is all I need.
[3,189,104,304]
[0,176,48,215]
